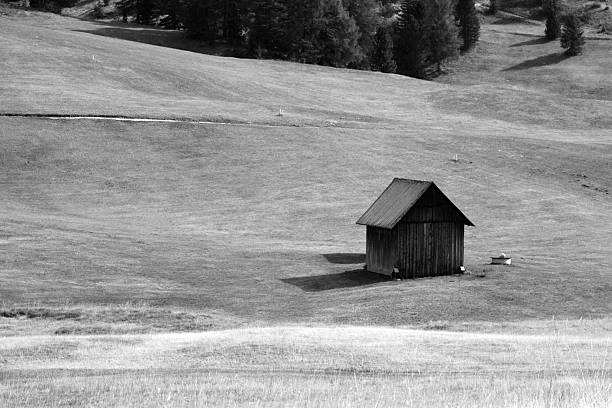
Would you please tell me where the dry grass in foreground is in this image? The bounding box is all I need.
[2,370,609,408]
[1,325,610,407]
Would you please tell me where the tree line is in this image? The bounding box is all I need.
[115,0,481,79]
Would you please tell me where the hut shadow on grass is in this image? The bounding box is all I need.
[282,269,388,292]
[321,253,365,264]
[503,53,570,71]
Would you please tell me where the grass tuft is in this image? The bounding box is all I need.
[0,308,82,320]
[422,320,451,330]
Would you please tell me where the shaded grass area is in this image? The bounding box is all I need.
[498,0,548,20]
[321,253,365,264]
[281,269,388,292]
[509,37,555,47]
[72,23,235,57]
[503,52,570,71]
[0,308,80,319]
[0,305,242,336]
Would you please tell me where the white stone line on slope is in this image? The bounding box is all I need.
[41,115,333,130]
[2,113,455,132]
[46,116,235,125]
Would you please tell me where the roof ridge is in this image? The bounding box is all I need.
[393,177,432,183]
[356,179,474,228]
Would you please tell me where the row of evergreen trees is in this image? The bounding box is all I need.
[395,0,479,78]
[116,0,481,78]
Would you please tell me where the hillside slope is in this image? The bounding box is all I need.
[2,10,612,136]
[0,11,611,331]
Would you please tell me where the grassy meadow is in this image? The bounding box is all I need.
[2,326,611,407]
[0,4,611,407]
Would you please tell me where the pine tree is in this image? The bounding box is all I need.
[116,0,135,22]
[372,26,397,73]
[159,0,184,29]
[489,0,497,15]
[379,0,398,19]
[395,0,428,78]
[342,0,381,68]
[247,1,286,58]
[395,0,458,78]
[222,0,243,44]
[285,0,320,61]
[427,0,458,75]
[544,0,561,40]
[312,0,361,67]
[135,0,154,25]
[92,1,105,19]
[185,0,220,41]
[115,0,155,24]
[560,14,585,56]
[455,0,480,52]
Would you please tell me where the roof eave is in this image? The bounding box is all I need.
[355,220,395,229]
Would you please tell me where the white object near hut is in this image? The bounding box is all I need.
[491,253,511,265]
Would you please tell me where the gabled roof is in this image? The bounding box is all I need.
[356,178,474,229]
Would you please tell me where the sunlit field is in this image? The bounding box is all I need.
[1,326,611,407]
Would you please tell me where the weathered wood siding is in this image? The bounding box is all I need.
[402,186,465,224]
[366,226,397,276]
[395,220,463,278]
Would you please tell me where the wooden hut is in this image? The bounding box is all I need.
[356,178,474,278]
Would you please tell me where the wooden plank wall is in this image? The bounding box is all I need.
[403,203,464,224]
[395,221,464,278]
[366,226,396,276]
